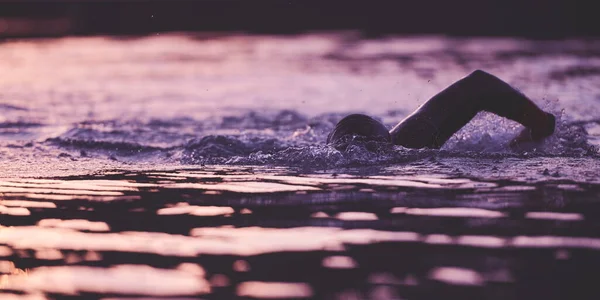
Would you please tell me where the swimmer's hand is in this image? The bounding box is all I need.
[509,112,556,151]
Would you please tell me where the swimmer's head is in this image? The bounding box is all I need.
[327,114,391,145]
[531,112,556,141]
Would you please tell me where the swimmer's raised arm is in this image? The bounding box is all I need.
[389,70,555,148]
[328,70,556,149]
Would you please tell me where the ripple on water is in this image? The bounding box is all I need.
[37,219,110,232]
[0,294,48,300]
[1,33,600,300]
[236,282,313,299]
[2,265,210,296]
[391,207,507,218]
[429,267,484,286]
[156,205,235,216]
[525,211,584,221]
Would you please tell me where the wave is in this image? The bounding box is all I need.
[0,121,43,129]
[39,110,598,167]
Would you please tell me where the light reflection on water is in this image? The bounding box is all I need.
[0,33,599,179]
[237,282,313,298]
[0,32,600,298]
[37,219,110,232]
[429,267,485,286]
[157,205,235,216]
[0,168,599,298]
[4,265,211,296]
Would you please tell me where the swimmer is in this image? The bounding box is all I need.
[327,70,556,150]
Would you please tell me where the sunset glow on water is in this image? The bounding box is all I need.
[1,32,600,299]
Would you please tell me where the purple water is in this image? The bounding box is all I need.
[0,33,598,177]
[1,32,600,299]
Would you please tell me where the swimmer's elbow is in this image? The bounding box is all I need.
[465,69,503,88]
[468,69,494,81]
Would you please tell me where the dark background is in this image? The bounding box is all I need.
[0,0,597,38]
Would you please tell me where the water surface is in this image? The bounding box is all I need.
[1,32,600,299]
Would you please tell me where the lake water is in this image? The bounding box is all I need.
[1,32,600,299]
